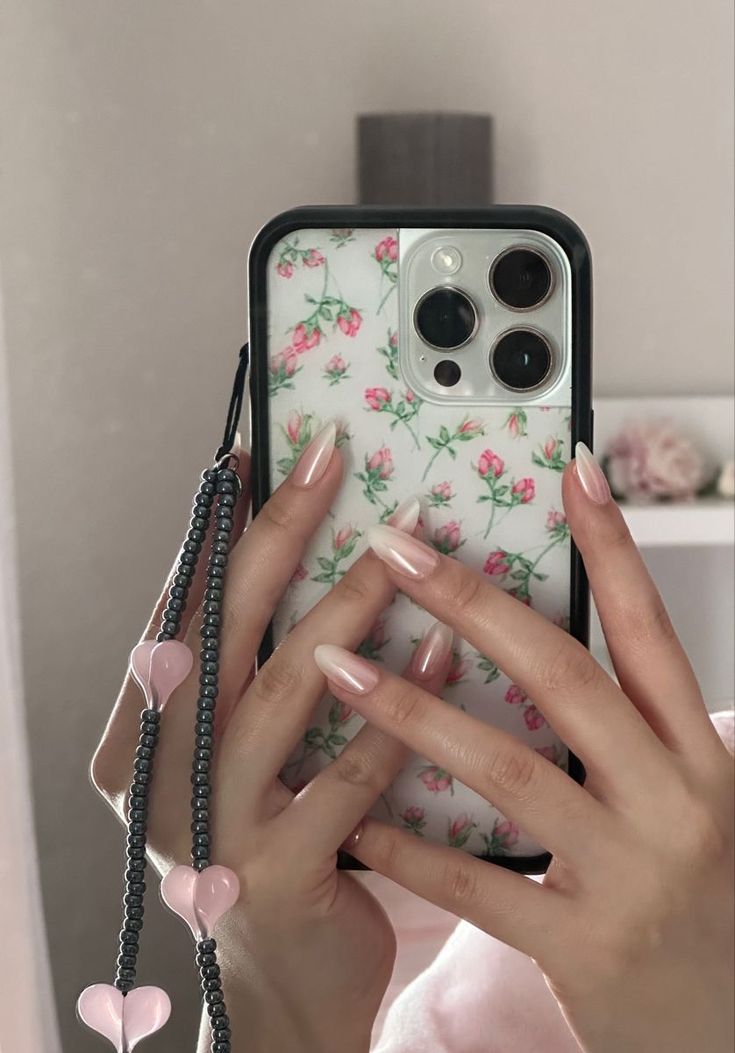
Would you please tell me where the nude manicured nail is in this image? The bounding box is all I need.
[367,525,440,579]
[574,442,611,505]
[313,644,379,694]
[411,621,453,679]
[387,496,421,534]
[341,822,364,851]
[291,421,337,488]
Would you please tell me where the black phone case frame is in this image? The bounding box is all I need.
[248,205,592,875]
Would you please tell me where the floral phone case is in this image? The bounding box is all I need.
[249,207,591,872]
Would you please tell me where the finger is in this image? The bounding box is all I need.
[283,621,454,858]
[565,444,721,757]
[362,521,672,796]
[91,449,251,814]
[185,420,345,706]
[311,645,609,866]
[350,817,560,962]
[216,497,422,811]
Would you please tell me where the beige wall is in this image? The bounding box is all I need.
[1,1,732,1048]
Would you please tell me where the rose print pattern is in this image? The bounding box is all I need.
[275,236,326,278]
[267,227,573,860]
[505,683,548,732]
[532,436,567,472]
[475,448,537,538]
[423,417,485,480]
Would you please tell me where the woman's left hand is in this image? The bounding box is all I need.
[313,445,735,1053]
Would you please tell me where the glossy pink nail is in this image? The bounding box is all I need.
[387,496,421,533]
[411,622,453,679]
[574,442,611,505]
[367,524,440,579]
[313,644,379,694]
[291,421,337,488]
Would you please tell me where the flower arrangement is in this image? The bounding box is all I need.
[603,419,712,502]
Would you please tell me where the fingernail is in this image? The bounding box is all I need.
[367,524,440,579]
[291,421,337,488]
[574,442,611,505]
[313,644,379,694]
[411,622,453,679]
[341,822,364,852]
[387,496,421,534]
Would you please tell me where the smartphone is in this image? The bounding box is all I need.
[248,207,591,874]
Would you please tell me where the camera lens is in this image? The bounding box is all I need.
[490,248,552,310]
[434,359,462,387]
[414,286,477,350]
[490,329,553,391]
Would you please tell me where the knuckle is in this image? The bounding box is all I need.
[381,681,421,728]
[539,640,600,697]
[483,746,538,800]
[368,826,404,875]
[441,858,481,906]
[332,568,373,607]
[610,594,677,650]
[449,567,485,616]
[674,800,729,865]
[260,494,296,534]
[332,748,378,791]
[252,656,302,707]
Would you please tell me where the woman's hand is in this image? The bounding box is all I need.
[313,442,735,1053]
[91,423,453,1053]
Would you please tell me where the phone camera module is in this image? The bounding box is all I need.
[490,328,553,391]
[414,286,477,350]
[434,360,462,387]
[490,248,553,311]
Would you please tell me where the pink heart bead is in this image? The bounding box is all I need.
[128,640,193,711]
[77,984,171,1052]
[161,864,240,941]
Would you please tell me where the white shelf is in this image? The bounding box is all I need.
[621,499,735,548]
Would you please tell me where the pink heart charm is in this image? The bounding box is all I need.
[161,864,240,940]
[128,640,193,711]
[77,984,171,1052]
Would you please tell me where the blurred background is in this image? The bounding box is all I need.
[0,1,733,1049]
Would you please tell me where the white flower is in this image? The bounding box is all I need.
[605,419,706,502]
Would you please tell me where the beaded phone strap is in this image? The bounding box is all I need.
[77,345,249,1052]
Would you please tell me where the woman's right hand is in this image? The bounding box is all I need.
[90,423,452,1053]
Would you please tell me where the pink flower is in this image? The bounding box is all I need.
[478,449,504,478]
[606,420,706,501]
[433,520,462,553]
[329,699,353,725]
[459,418,484,437]
[270,346,298,377]
[401,805,426,824]
[505,684,527,706]
[507,587,532,606]
[375,236,398,262]
[512,477,535,503]
[337,308,362,337]
[484,549,511,576]
[325,354,347,374]
[419,766,453,793]
[303,249,325,267]
[405,389,415,403]
[276,260,294,279]
[290,561,308,583]
[365,618,387,649]
[523,704,547,731]
[286,411,306,445]
[492,819,520,848]
[446,653,469,684]
[367,445,394,480]
[507,413,521,438]
[292,323,322,354]
[388,330,398,348]
[449,813,474,842]
[543,438,559,459]
[546,508,567,531]
[431,481,454,501]
[365,386,391,410]
[334,525,356,551]
[535,744,559,762]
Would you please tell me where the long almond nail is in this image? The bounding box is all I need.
[291,422,337,488]
[411,622,453,679]
[574,442,611,505]
[313,644,379,694]
[387,496,421,533]
[367,524,439,579]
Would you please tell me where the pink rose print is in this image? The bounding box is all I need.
[268,345,301,395]
[378,329,399,380]
[507,587,533,606]
[365,386,392,411]
[483,549,511,577]
[276,260,294,279]
[401,805,427,836]
[357,617,390,661]
[329,699,353,725]
[389,330,398,348]
[523,704,547,731]
[445,650,469,685]
[290,561,308,584]
[533,435,567,472]
[311,524,362,586]
[424,417,485,481]
[375,236,398,262]
[334,525,357,552]
[292,322,322,354]
[303,248,326,268]
[476,654,500,683]
[367,446,394,479]
[478,448,505,478]
[329,228,355,248]
[511,477,536,504]
[323,353,350,386]
[505,684,528,706]
[426,480,454,508]
[535,744,560,763]
[459,418,484,437]
[363,385,422,450]
[276,411,315,476]
[418,766,454,794]
[356,446,397,519]
[337,308,362,337]
[432,520,464,555]
[546,508,570,541]
[447,813,477,849]
[481,817,520,856]
[287,410,306,446]
[504,407,528,439]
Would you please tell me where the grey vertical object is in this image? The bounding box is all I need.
[358,113,493,206]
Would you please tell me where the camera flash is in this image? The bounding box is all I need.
[431,245,462,275]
